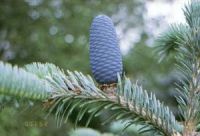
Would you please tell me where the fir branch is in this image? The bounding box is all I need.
[37,64,182,136]
[155,1,200,134]
[0,61,183,135]
[172,0,200,134]
[0,61,51,100]
[175,26,200,135]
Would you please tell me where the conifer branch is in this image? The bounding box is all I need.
[0,61,182,135]
[175,1,200,134]
[30,63,182,136]
[0,61,51,100]
[0,61,185,135]
[156,1,200,135]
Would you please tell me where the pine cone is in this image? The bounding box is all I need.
[89,15,123,84]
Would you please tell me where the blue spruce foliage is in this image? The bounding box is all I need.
[89,15,123,84]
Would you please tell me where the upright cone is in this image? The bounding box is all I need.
[89,15,122,84]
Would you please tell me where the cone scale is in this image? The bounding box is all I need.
[89,15,123,84]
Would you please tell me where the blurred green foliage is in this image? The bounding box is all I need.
[0,0,177,136]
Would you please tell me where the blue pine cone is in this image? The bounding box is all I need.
[89,15,123,84]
